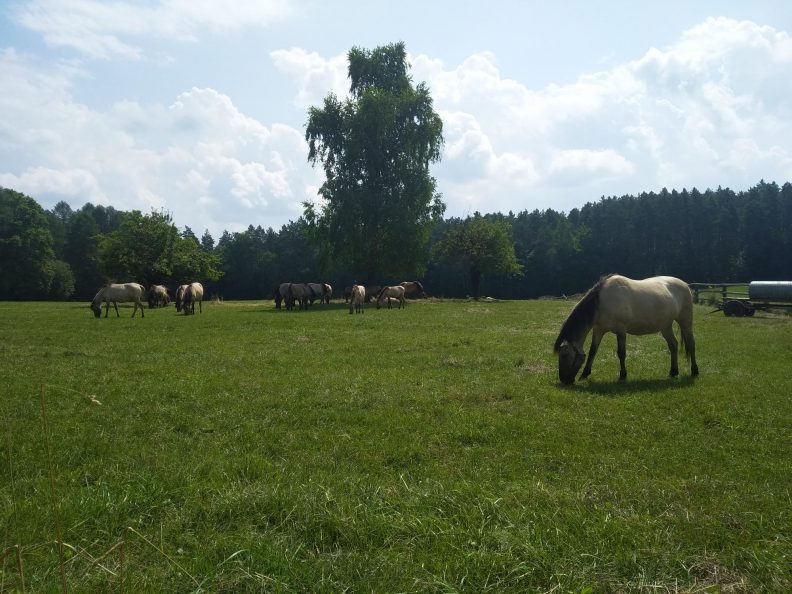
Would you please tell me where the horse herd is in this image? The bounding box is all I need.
[272,281,426,313]
[89,275,700,384]
[90,282,204,318]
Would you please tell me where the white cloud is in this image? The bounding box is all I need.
[414,18,792,214]
[275,24,791,218]
[0,50,319,237]
[2,16,792,239]
[0,166,105,202]
[549,149,635,182]
[13,0,295,59]
[270,48,349,109]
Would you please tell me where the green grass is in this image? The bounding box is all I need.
[1,299,790,592]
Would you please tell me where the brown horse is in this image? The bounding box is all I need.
[148,284,170,308]
[554,274,698,384]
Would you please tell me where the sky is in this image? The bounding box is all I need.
[1,1,792,239]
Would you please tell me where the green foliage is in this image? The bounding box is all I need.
[0,187,56,299]
[49,259,75,300]
[3,178,792,300]
[305,42,445,281]
[97,210,221,286]
[434,213,522,298]
[2,301,790,591]
[216,225,280,298]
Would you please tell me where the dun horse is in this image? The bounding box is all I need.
[148,284,170,308]
[553,274,698,384]
[306,283,333,305]
[400,280,426,298]
[178,282,204,315]
[91,283,146,318]
[376,285,406,309]
[349,284,365,314]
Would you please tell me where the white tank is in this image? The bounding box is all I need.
[748,281,792,302]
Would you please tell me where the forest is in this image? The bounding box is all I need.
[1,179,790,302]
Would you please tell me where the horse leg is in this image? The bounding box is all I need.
[661,326,679,377]
[580,329,604,380]
[198,300,202,314]
[113,302,120,317]
[680,324,699,377]
[616,332,627,381]
[104,301,110,317]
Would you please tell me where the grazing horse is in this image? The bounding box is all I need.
[376,285,406,309]
[349,284,365,314]
[400,280,427,298]
[175,284,188,312]
[364,285,382,303]
[148,284,170,308]
[180,282,204,315]
[91,283,146,318]
[273,286,284,309]
[553,274,698,384]
[278,283,312,311]
[306,283,333,305]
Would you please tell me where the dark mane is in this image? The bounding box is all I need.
[553,275,613,352]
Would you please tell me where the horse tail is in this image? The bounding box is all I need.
[678,315,695,361]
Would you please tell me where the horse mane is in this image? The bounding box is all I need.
[376,286,387,300]
[553,275,613,352]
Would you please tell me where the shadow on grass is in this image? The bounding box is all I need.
[561,375,698,396]
[256,302,385,314]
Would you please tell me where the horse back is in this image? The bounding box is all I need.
[597,275,691,334]
[190,282,204,301]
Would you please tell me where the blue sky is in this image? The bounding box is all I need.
[2,1,791,238]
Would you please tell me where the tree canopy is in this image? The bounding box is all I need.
[97,210,221,287]
[2,180,791,301]
[433,214,523,299]
[0,188,57,299]
[304,42,445,282]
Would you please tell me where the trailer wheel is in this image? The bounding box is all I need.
[744,302,756,316]
[723,300,747,317]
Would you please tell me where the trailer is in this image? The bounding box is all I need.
[690,281,792,317]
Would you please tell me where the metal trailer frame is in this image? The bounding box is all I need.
[689,282,792,317]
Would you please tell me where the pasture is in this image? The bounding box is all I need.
[1,298,790,592]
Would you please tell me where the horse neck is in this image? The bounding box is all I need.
[556,291,599,350]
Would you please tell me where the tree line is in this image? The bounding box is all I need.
[1,180,790,302]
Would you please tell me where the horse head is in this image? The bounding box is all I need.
[557,340,586,385]
[90,301,102,318]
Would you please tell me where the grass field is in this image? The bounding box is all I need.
[1,298,790,592]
